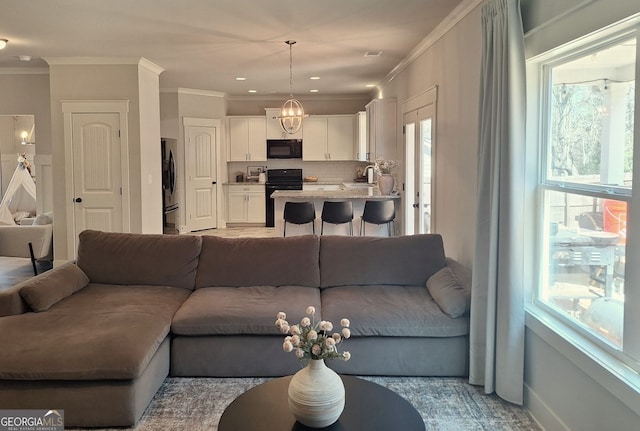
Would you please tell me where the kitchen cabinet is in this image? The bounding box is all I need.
[265,108,302,139]
[354,111,368,161]
[227,184,265,224]
[302,115,354,161]
[366,99,396,161]
[227,116,267,161]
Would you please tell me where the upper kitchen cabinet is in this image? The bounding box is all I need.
[228,116,267,162]
[366,99,396,161]
[302,115,354,161]
[354,111,368,161]
[265,108,302,139]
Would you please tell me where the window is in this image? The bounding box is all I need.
[531,24,639,369]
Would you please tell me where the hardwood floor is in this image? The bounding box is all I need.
[0,226,277,290]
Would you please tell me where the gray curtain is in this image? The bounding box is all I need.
[469,0,526,405]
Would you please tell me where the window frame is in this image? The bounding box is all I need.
[527,20,640,376]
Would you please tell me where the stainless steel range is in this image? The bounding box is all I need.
[265,168,303,227]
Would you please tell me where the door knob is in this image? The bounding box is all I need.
[412,203,419,208]
[74,197,82,203]
[212,181,217,185]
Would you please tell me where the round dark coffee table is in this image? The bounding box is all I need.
[218,375,425,431]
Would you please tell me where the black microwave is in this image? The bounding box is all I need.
[267,139,303,159]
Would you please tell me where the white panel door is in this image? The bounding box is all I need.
[186,125,217,231]
[71,113,122,237]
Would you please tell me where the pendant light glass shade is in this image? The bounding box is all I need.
[280,40,304,134]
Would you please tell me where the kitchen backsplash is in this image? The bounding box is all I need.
[228,160,368,183]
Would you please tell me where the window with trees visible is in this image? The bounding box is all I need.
[531,23,638,370]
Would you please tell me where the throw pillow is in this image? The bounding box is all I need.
[426,266,470,318]
[20,264,90,312]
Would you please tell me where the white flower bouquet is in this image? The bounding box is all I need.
[374,156,396,174]
[276,306,351,362]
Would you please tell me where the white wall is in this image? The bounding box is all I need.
[48,60,163,261]
[377,3,482,269]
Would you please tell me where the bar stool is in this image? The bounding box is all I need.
[360,200,395,236]
[321,201,353,235]
[283,202,316,237]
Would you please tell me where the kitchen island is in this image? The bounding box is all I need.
[272,184,400,236]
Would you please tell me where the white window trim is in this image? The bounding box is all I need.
[525,13,640,415]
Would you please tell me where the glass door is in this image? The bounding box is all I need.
[404,105,435,234]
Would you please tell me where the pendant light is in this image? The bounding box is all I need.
[279,40,305,134]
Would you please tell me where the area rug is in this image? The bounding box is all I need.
[78,377,540,431]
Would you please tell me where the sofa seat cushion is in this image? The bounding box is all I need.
[321,285,469,337]
[172,286,321,336]
[319,235,447,288]
[0,284,190,380]
[195,236,320,288]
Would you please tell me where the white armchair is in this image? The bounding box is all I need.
[0,213,53,275]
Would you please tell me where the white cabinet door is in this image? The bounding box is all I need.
[228,117,249,161]
[366,99,397,161]
[266,108,303,139]
[228,117,266,161]
[354,111,368,161]
[246,191,266,223]
[327,116,354,161]
[227,185,265,224]
[303,116,328,161]
[227,190,247,223]
[247,117,266,161]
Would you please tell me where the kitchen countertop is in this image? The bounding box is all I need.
[224,182,265,186]
[272,188,399,199]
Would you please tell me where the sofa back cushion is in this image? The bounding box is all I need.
[195,235,320,288]
[76,230,202,290]
[320,234,446,288]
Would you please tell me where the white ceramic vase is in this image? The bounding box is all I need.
[378,174,394,195]
[288,359,345,428]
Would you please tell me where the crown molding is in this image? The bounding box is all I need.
[383,0,484,85]
[225,93,371,102]
[174,87,226,98]
[138,57,164,75]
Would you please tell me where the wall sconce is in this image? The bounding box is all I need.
[0,39,8,50]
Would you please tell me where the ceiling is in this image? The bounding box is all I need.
[0,0,464,97]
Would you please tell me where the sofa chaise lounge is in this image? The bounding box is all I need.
[0,230,471,427]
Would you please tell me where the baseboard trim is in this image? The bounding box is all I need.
[524,383,570,431]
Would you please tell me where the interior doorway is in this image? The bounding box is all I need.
[404,104,435,235]
[62,100,131,259]
[183,118,219,232]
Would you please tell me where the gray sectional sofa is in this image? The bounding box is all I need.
[0,230,471,427]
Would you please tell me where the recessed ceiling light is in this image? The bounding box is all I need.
[366,84,376,88]
[364,51,382,57]
[310,76,320,80]
[235,77,246,81]
[0,39,8,50]
[310,89,319,93]
[248,90,257,93]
